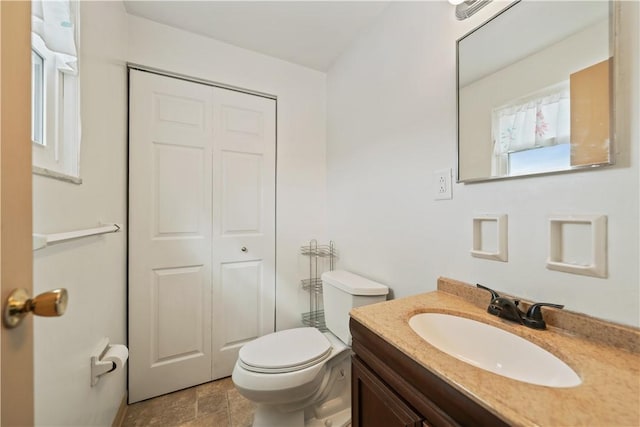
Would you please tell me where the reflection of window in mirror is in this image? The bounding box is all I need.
[491,82,570,176]
[31,0,81,183]
[509,144,570,176]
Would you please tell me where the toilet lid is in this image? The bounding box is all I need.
[238,327,333,373]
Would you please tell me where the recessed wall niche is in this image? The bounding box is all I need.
[547,215,607,278]
[471,214,508,262]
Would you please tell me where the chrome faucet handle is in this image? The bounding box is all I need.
[523,302,564,329]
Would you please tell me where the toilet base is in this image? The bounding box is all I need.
[305,407,350,427]
[253,404,304,427]
[252,405,351,427]
[248,357,352,427]
[250,365,352,427]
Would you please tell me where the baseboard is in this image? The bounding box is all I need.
[111,392,128,427]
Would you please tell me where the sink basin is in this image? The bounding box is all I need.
[408,313,581,388]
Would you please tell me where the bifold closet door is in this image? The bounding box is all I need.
[210,87,276,379]
[129,69,275,403]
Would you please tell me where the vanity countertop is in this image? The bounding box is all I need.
[350,277,640,427]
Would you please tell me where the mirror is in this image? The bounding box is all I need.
[457,1,613,182]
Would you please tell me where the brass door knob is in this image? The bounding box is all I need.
[4,288,68,329]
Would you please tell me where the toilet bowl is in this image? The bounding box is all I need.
[232,270,388,427]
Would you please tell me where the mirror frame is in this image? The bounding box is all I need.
[456,0,617,184]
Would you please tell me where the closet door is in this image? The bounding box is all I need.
[211,87,276,378]
[129,70,214,402]
[129,69,276,402]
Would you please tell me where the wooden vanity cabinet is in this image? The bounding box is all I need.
[352,356,423,427]
[350,318,509,427]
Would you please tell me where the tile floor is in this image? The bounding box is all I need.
[122,377,255,427]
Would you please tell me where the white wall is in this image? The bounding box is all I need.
[126,15,328,330]
[33,2,128,425]
[327,1,639,326]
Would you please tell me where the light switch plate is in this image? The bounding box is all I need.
[434,168,452,200]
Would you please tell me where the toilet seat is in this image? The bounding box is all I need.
[239,327,332,374]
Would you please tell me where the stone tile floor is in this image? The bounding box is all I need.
[122,377,255,427]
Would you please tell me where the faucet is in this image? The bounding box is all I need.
[476,284,564,330]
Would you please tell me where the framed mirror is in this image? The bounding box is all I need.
[457,1,613,182]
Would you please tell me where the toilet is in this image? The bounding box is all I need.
[232,270,389,427]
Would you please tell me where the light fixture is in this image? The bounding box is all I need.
[452,0,492,20]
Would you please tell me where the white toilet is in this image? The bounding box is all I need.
[232,270,388,427]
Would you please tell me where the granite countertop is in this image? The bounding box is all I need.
[349,277,640,427]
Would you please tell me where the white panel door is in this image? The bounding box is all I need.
[129,70,214,402]
[129,70,276,402]
[211,89,276,378]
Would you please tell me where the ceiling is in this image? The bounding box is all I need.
[123,1,390,72]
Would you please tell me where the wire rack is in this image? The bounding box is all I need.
[299,243,338,258]
[301,311,327,331]
[300,240,336,331]
[300,278,324,293]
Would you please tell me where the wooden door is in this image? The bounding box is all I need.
[0,1,35,425]
[129,70,276,402]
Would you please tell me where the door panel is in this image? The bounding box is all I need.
[211,88,275,378]
[152,266,205,364]
[1,2,34,425]
[222,151,263,234]
[154,143,205,235]
[352,357,423,427]
[129,70,213,402]
[155,94,206,129]
[223,105,264,136]
[129,69,276,400]
[221,261,262,346]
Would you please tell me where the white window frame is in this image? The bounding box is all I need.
[31,50,44,145]
[31,1,81,184]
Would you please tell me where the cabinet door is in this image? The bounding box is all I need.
[352,356,423,427]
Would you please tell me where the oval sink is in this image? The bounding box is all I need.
[409,313,581,388]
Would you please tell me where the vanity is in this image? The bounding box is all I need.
[349,278,640,426]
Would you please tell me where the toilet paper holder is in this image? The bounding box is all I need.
[91,338,126,386]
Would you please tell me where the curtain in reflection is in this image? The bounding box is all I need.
[491,83,570,176]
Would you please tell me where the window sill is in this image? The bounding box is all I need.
[33,166,82,185]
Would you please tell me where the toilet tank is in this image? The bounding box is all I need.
[321,270,389,345]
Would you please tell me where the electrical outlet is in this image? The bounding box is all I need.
[434,168,452,200]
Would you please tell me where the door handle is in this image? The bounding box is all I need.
[241,246,248,253]
[3,288,68,328]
